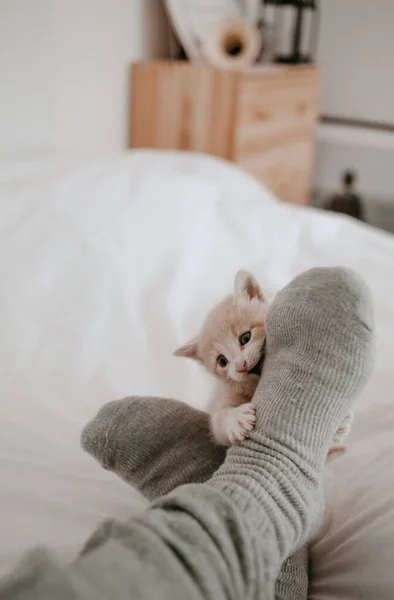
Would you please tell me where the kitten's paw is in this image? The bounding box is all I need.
[327,412,354,458]
[227,403,256,444]
[327,445,346,458]
[333,411,354,444]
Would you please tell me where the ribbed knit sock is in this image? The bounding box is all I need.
[210,267,374,557]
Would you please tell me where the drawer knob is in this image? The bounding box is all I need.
[253,108,270,121]
[297,101,308,115]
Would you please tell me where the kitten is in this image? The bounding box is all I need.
[175,269,353,450]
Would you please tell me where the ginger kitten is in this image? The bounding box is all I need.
[175,270,353,449]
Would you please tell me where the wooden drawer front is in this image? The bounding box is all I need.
[238,139,314,205]
[234,69,319,160]
[131,62,239,160]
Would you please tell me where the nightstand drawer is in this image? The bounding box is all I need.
[234,68,319,159]
[130,62,320,205]
[238,139,314,205]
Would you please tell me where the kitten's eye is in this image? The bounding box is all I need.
[239,331,251,346]
[217,355,228,368]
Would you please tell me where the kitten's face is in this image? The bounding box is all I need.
[174,270,267,387]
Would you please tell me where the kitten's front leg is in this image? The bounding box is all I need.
[208,383,257,446]
[211,404,257,445]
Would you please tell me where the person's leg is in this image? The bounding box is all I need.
[81,395,310,600]
[0,268,374,600]
[81,396,226,501]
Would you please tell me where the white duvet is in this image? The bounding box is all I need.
[0,151,393,598]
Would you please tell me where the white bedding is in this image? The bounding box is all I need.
[0,150,394,597]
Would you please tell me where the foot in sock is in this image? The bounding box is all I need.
[205,267,373,554]
[82,395,311,600]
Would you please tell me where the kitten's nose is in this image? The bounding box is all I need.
[236,361,248,373]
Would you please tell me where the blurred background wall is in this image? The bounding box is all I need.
[318,0,393,124]
[315,0,394,219]
[0,0,169,158]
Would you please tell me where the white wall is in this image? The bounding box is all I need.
[313,0,394,203]
[0,0,169,159]
[2,0,393,163]
[317,0,394,125]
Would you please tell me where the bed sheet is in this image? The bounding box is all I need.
[0,151,393,596]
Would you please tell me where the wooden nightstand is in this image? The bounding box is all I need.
[130,61,319,205]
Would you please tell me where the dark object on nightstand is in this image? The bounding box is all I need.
[324,170,365,221]
[263,0,320,64]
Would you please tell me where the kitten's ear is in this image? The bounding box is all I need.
[234,269,264,301]
[173,337,201,361]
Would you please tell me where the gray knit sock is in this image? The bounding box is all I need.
[81,396,226,501]
[210,266,374,555]
[82,396,308,600]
